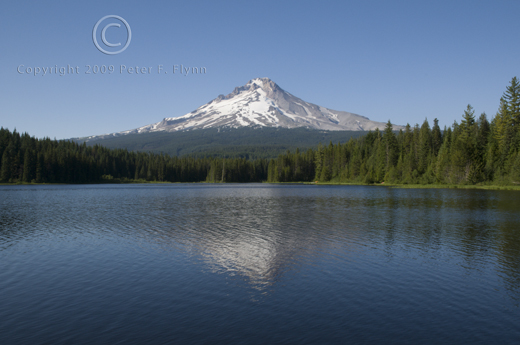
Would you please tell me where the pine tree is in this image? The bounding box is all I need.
[503,76,520,128]
[432,126,450,183]
[319,165,331,181]
[0,149,12,182]
[432,118,442,156]
[35,152,44,183]
[383,120,398,172]
[418,119,432,174]
[449,105,479,183]
[22,149,35,182]
[314,143,324,181]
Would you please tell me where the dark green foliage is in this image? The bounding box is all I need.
[431,118,442,156]
[265,77,520,186]
[267,148,315,182]
[0,127,268,184]
[503,76,520,127]
[75,127,365,159]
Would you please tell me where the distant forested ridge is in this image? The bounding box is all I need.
[75,127,366,159]
[267,77,520,185]
[1,77,519,185]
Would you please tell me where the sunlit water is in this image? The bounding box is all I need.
[1,184,519,344]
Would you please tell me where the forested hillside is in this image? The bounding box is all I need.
[75,127,366,159]
[268,77,520,185]
[2,77,519,186]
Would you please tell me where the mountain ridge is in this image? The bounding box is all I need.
[79,78,403,141]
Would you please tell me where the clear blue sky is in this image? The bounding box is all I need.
[1,0,519,139]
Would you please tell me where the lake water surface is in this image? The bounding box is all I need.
[1,184,519,344]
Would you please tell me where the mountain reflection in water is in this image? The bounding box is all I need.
[0,184,519,344]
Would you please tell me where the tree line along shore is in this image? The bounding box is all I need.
[1,77,519,188]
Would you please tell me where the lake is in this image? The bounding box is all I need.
[0,184,519,344]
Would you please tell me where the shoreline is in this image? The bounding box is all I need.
[2,180,520,191]
[301,181,520,191]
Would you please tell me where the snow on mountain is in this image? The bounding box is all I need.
[84,78,403,140]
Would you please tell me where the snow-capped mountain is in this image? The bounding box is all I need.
[84,78,402,140]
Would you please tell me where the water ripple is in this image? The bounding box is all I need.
[1,184,519,344]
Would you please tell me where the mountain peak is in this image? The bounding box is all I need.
[248,77,272,84]
[248,77,274,87]
[84,78,404,139]
[246,78,281,95]
[220,78,281,101]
